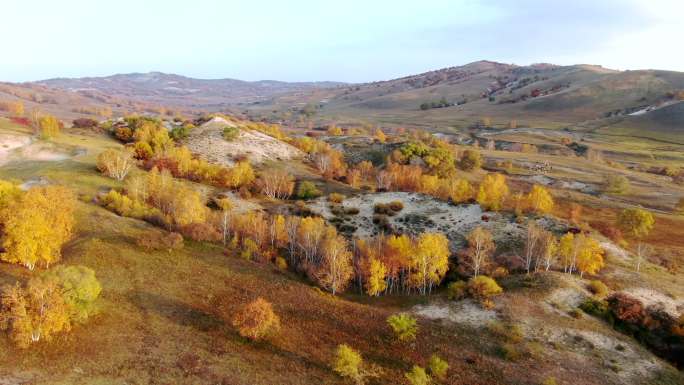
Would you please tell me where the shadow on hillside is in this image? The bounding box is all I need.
[128,291,224,332]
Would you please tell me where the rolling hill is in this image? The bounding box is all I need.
[244,61,684,137]
[37,72,346,109]
[2,61,683,142]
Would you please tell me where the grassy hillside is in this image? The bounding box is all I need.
[0,116,682,384]
[244,62,684,144]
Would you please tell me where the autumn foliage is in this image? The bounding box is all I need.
[97,148,135,181]
[0,266,101,347]
[0,184,76,270]
[232,297,280,341]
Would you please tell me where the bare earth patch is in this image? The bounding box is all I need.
[309,192,525,246]
[554,328,664,380]
[413,299,498,328]
[184,117,303,166]
[0,134,76,165]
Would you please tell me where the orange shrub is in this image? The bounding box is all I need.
[232,298,280,340]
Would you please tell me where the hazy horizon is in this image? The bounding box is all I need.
[2,0,683,83]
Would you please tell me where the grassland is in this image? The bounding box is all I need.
[0,116,682,385]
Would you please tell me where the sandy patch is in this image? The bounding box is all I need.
[0,134,32,165]
[218,191,263,214]
[560,328,662,380]
[413,299,498,328]
[518,174,595,193]
[184,117,303,166]
[309,192,525,246]
[0,133,78,166]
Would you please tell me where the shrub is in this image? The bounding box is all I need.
[488,321,524,344]
[405,366,430,385]
[170,123,194,140]
[491,266,509,279]
[222,126,240,141]
[497,343,522,361]
[297,181,321,199]
[579,298,612,321]
[447,280,467,300]
[328,193,345,204]
[232,297,280,341]
[345,207,360,215]
[72,118,99,129]
[178,222,220,242]
[275,256,288,270]
[100,189,159,220]
[373,203,390,215]
[388,200,404,212]
[604,175,630,194]
[332,344,363,383]
[588,280,609,297]
[240,238,260,260]
[468,276,503,301]
[606,293,645,324]
[42,265,102,323]
[332,344,380,385]
[428,354,448,380]
[136,230,184,252]
[387,313,418,341]
[0,265,101,347]
[459,149,482,171]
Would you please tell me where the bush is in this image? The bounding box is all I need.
[488,321,524,344]
[328,193,345,204]
[606,293,645,324]
[579,298,612,321]
[604,175,630,194]
[491,266,509,279]
[405,366,430,385]
[344,207,360,215]
[240,238,260,260]
[332,344,380,384]
[42,265,102,323]
[497,343,522,361]
[468,276,503,301]
[297,181,321,199]
[428,354,448,380]
[72,118,99,129]
[459,149,482,171]
[387,313,418,341]
[232,297,280,341]
[388,200,404,212]
[447,280,467,300]
[137,230,184,252]
[100,189,160,220]
[179,223,222,242]
[275,256,288,270]
[588,280,609,297]
[373,203,392,215]
[222,126,240,141]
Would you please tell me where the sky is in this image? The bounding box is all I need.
[1,0,683,83]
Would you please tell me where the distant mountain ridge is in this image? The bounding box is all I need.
[2,60,682,141]
[36,71,347,107]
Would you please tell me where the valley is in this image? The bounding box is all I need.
[0,59,682,385]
